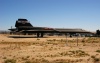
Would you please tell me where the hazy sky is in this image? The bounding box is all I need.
[0,0,100,32]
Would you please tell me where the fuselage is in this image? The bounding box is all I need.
[9,18,91,37]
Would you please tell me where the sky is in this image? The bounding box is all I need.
[0,0,100,32]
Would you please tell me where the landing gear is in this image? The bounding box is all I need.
[37,33,40,38]
[41,33,44,37]
[37,33,44,38]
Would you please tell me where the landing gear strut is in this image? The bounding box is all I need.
[37,33,44,38]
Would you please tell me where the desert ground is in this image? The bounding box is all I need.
[0,34,100,63]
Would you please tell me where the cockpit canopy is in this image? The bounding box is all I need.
[15,18,33,28]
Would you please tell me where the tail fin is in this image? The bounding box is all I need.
[15,18,33,28]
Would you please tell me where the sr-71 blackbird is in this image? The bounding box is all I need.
[9,18,91,37]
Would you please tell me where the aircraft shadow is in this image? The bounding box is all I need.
[8,35,48,38]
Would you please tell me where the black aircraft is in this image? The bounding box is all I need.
[9,18,91,37]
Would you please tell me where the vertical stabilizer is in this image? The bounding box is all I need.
[15,18,33,28]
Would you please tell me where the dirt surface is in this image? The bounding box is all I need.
[0,34,100,63]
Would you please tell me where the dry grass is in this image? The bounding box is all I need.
[0,34,100,63]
